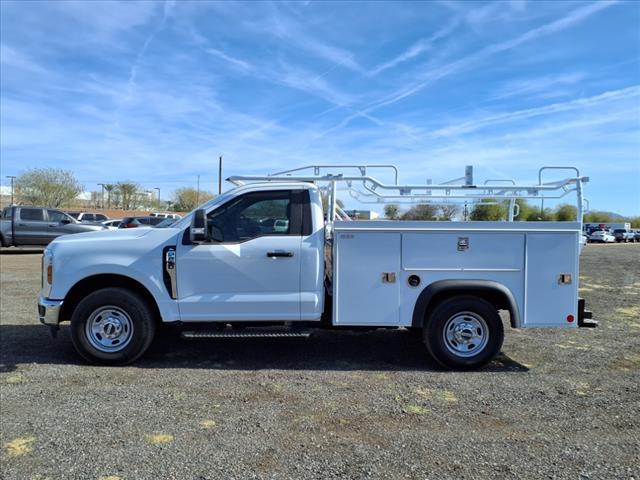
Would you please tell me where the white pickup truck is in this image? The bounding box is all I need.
[38,165,595,369]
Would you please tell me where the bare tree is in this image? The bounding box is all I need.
[402,204,439,220]
[173,187,214,211]
[15,168,83,207]
[438,204,459,220]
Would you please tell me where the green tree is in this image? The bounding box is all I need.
[402,204,438,220]
[15,168,83,207]
[555,204,578,221]
[103,184,116,209]
[115,182,140,211]
[173,187,214,211]
[514,199,535,221]
[525,207,554,221]
[585,211,614,223]
[384,204,400,220]
[470,199,507,221]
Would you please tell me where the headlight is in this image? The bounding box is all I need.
[43,248,54,285]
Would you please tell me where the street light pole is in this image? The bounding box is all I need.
[6,176,16,205]
[218,155,223,195]
[154,187,161,209]
[98,183,105,209]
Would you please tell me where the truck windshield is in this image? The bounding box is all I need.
[169,189,238,230]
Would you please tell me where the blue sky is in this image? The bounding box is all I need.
[1,0,639,215]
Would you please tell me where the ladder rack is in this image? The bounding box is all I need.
[228,164,589,225]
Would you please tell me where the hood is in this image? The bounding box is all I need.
[51,227,155,244]
[48,227,182,255]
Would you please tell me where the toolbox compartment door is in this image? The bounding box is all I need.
[333,232,401,326]
[524,233,579,327]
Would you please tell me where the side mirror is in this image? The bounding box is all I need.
[190,209,209,244]
[60,219,71,225]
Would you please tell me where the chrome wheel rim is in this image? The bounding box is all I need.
[85,306,134,353]
[442,311,489,358]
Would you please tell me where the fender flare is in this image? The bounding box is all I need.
[59,273,163,323]
[411,279,521,329]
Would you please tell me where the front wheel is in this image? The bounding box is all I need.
[70,287,156,365]
[423,295,504,370]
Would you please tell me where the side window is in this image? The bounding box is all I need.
[1,207,11,219]
[83,214,95,222]
[207,191,295,242]
[20,208,45,221]
[47,210,68,222]
[95,214,107,221]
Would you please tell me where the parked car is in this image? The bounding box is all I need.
[118,216,167,228]
[612,229,635,243]
[149,212,182,219]
[579,233,588,249]
[67,212,109,224]
[589,230,615,243]
[102,219,122,230]
[634,230,640,242]
[0,206,105,247]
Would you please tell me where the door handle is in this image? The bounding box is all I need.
[266,251,293,258]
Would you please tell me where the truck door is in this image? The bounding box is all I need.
[175,190,304,322]
[46,209,76,243]
[14,208,48,245]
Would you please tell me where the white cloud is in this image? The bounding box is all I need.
[0,44,46,73]
[429,85,640,137]
[335,0,619,127]
[370,18,460,76]
[206,48,252,71]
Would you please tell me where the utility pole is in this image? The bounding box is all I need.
[154,187,161,209]
[6,176,16,205]
[98,183,105,209]
[196,175,200,205]
[218,155,223,195]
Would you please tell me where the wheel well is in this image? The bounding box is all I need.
[60,274,161,323]
[412,281,520,329]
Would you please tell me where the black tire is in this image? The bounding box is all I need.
[423,295,504,370]
[70,287,156,365]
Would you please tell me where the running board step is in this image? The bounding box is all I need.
[181,330,313,339]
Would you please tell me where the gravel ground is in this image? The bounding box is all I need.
[1,244,638,480]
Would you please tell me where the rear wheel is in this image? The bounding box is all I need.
[424,295,504,370]
[70,287,156,365]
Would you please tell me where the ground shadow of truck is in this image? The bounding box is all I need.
[0,324,528,373]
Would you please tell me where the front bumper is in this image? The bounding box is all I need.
[38,296,63,326]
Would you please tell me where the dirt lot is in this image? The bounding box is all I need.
[1,244,638,480]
